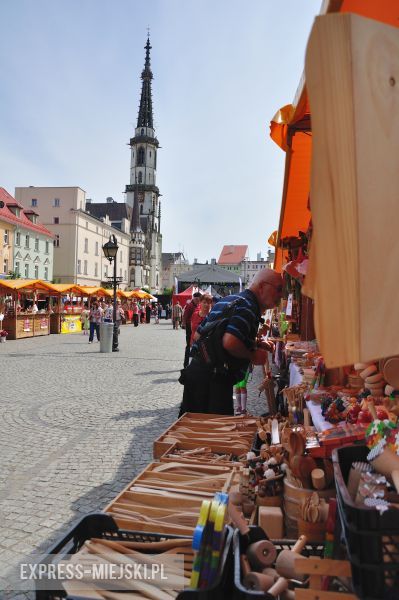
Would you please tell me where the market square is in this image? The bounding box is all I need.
[2,1,399,598]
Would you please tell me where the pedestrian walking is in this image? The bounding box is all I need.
[182,292,202,367]
[88,302,103,343]
[172,301,183,329]
[132,300,139,327]
[165,303,171,320]
[145,301,151,324]
[140,302,145,324]
[80,304,90,335]
[190,294,212,346]
[116,300,124,333]
[103,301,113,322]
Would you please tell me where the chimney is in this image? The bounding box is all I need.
[194,258,198,264]
[211,258,216,265]
[106,197,114,204]
[257,252,262,261]
[86,198,92,204]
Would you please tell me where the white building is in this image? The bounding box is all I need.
[246,251,275,285]
[15,186,130,288]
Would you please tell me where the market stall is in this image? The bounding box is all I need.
[46,283,87,334]
[34,3,399,599]
[0,279,55,339]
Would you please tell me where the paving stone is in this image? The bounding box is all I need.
[0,320,268,597]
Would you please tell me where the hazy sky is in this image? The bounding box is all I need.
[1,0,321,263]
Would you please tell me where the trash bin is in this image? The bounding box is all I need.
[99,322,114,353]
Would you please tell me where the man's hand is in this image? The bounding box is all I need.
[257,340,275,353]
[251,348,268,365]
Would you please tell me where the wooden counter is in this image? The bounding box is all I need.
[2,313,50,340]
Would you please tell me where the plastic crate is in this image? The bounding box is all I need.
[232,528,324,599]
[332,445,399,599]
[35,513,233,600]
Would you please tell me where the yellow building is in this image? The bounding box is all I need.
[0,216,15,277]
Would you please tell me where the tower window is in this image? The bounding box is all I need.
[138,172,143,184]
[141,128,144,135]
[149,151,152,157]
[137,147,145,166]
[140,205,143,214]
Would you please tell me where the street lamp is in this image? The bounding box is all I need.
[102,234,119,352]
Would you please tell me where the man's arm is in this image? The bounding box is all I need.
[222,332,267,365]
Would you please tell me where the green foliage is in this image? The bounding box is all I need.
[6,270,18,279]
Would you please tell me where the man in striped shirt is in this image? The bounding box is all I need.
[179,269,283,415]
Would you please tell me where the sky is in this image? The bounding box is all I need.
[0,0,321,263]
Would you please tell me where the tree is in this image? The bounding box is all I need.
[6,270,18,279]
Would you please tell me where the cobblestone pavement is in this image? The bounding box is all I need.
[0,320,268,598]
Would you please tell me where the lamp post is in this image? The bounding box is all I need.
[102,234,119,352]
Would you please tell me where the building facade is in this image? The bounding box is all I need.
[161,252,191,291]
[0,187,54,280]
[15,186,130,287]
[217,245,249,282]
[126,37,162,292]
[246,251,275,285]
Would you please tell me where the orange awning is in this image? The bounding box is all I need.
[0,279,55,293]
[78,286,113,297]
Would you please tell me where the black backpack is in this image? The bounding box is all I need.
[192,297,243,374]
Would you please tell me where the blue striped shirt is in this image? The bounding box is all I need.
[194,289,261,379]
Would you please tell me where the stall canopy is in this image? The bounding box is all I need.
[47,283,86,296]
[271,0,399,272]
[0,279,55,293]
[172,285,198,306]
[77,286,113,298]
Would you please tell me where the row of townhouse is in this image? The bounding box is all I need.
[0,188,54,280]
[14,186,131,288]
[1,186,131,288]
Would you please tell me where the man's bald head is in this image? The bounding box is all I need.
[249,268,283,312]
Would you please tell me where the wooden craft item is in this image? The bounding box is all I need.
[258,507,284,539]
[90,538,192,552]
[243,571,275,592]
[322,459,334,487]
[271,419,280,445]
[304,12,399,367]
[275,535,308,581]
[311,468,326,490]
[246,540,277,570]
[75,543,181,600]
[267,577,289,598]
[289,431,306,456]
[297,455,318,487]
[151,462,232,475]
[383,357,399,389]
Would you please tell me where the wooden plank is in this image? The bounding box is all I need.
[296,590,357,600]
[304,13,399,367]
[295,558,352,577]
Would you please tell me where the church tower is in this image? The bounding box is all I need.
[126,36,162,292]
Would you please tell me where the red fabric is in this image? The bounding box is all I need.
[183,299,198,327]
[190,308,206,346]
[172,285,196,305]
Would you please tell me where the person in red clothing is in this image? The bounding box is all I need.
[182,292,202,367]
[190,294,213,347]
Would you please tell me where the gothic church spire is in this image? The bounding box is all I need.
[137,37,154,129]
